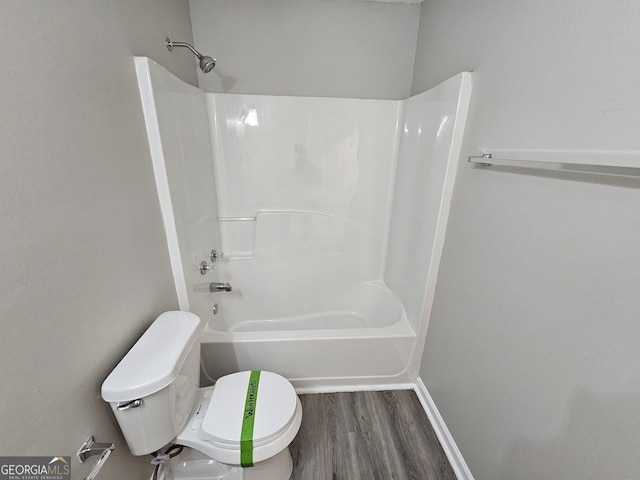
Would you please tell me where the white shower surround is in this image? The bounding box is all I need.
[135,57,472,391]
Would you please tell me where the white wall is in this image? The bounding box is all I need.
[189,0,420,99]
[0,2,195,478]
[413,1,640,479]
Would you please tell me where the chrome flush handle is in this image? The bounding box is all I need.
[116,399,144,411]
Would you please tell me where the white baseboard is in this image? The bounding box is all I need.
[414,378,474,480]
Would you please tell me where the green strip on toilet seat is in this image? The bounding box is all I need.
[240,370,261,467]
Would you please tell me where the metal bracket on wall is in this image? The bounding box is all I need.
[77,436,114,480]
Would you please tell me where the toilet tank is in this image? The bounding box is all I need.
[101,311,205,455]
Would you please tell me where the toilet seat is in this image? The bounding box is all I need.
[174,371,303,467]
[201,371,298,450]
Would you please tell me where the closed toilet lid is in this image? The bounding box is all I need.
[201,371,298,449]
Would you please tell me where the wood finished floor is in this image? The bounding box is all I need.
[290,390,456,480]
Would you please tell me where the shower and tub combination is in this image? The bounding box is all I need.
[135,56,472,391]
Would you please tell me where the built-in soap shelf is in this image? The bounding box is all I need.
[218,216,256,259]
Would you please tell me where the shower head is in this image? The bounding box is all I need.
[199,56,216,74]
[165,37,216,74]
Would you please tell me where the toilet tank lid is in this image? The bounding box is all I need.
[101,311,204,402]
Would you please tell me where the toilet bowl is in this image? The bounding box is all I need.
[101,311,302,480]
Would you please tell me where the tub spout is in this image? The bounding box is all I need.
[209,282,232,292]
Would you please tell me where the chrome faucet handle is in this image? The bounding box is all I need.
[211,249,219,263]
[199,261,213,275]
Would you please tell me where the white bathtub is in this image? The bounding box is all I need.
[199,282,417,391]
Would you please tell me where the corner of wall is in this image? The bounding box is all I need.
[414,378,475,480]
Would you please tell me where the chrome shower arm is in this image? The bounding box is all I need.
[165,38,203,59]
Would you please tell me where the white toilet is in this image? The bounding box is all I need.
[101,311,302,480]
